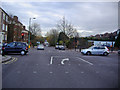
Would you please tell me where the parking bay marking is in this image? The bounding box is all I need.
[50,56,93,65]
[76,57,93,65]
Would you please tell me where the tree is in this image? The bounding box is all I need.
[57,16,79,38]
[46,29,59,46]
[115,32,120,48]
[58,32,69,44]
[30,23,41,36]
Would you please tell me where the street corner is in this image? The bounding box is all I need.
[2,55,12,63]
[2,56,18,64]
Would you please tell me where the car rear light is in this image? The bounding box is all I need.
[26,47,28,50]
[108,49,109,51]
[2,47,5,50]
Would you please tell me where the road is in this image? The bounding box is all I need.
[2,47,118,88]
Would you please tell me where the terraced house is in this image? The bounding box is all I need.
[0,7,28,44]
[7,16,28,43]
[0,7,9,43]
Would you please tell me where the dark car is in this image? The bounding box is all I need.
[2,42,28,55]
[118,50,120,55]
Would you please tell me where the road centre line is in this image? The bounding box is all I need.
[50,56,53,64]
[76,57,93,65]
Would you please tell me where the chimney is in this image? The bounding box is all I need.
[23,26,26,30]
[13,16,18,21]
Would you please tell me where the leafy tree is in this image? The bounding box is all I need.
[46,29,59,46]
[58,32,69,45]
[115,32,120,48]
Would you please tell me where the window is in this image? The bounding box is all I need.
[5,35,7,40]
[6,15,8,22]
[3,35,5,40]
[2,24,5,30]
[93,47,99,49]
[6,25,8,31]
[3,13,5,20]
[99,47,105,49]
[16,43,22,47]
[7,42,16,47]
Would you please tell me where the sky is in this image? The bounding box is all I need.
[1,0,118,37]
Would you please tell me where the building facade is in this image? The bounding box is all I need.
[21,26,28,43]
[8,16,28,43]
[0,7,9,43]
[0,7,28,44]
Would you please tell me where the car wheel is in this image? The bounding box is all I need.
[103,52,108,56]
[21,51,25,55]
[86,51,91,55]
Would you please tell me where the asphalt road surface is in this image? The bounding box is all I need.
[2,47,118,88]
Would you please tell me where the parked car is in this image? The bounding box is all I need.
[118,50,120,55]
[55,45,59,49]
[37,44,44,50]
[2,42,28,55]
[81,46,109,56]
[59,45,65,50]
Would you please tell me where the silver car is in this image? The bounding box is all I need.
[37,44,44,50]
[81,46,109,56]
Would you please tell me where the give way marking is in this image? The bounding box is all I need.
[50,56,69,65]
[50,56,93,65]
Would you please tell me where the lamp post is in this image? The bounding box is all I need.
[28,18,36,48]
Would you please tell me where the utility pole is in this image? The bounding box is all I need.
[28,18,36,48]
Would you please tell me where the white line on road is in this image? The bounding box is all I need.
[76,57,93,65]
[50,56,53,64]
[49,72,53,74]
[61,58,69,65]
[65,72,69,74]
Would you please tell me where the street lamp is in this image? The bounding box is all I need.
[28,17,36,48]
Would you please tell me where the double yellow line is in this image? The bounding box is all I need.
[2,57,18,64]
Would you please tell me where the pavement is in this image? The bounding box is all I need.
[2,47,119,88]
[2,55,12,63]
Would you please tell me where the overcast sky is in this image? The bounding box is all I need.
[1,1,118,37]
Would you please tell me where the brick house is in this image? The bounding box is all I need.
[21,26,28,43]
[0,7,9,43]
[7,16,28,43]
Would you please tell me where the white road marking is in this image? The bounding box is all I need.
[65,72,69,74]
[61,58,69,65]
[50,56,53,64]
[81,71,84,73]
[76,57,93,65]
[49,72,53,74]
[33,71,37,74]
[68,64,71,65]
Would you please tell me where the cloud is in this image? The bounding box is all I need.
[1,2,118,37]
